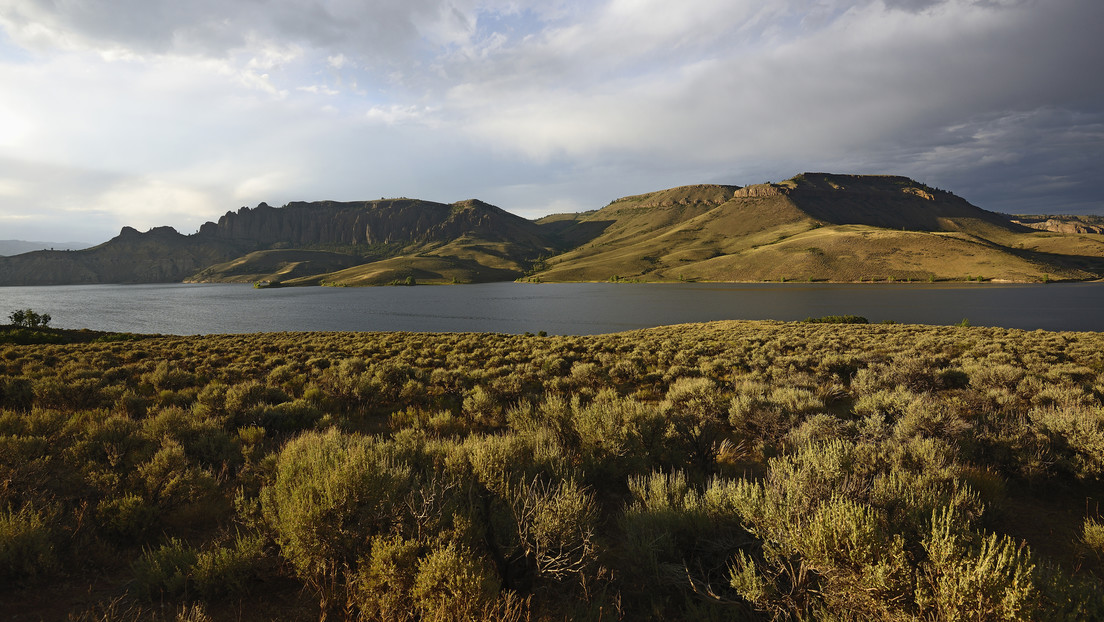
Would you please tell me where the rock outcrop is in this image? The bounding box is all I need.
[197,199,549,249]
[732,183,789,198]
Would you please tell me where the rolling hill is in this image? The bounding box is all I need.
[532,173,1104,283]
[1,173,1102,286]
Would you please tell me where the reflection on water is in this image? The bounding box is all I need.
[1,282,1101,335]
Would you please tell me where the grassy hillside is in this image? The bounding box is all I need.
[2,320,1103,620]
[184,249,365,284]
[532,174,1104,283]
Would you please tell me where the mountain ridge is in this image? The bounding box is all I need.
[2,173,1102,286]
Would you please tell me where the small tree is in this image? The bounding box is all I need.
[7,309,50,328]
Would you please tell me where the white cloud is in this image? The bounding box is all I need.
[365,104,440,125]
[82,178,222,233]
[0,176,27,196]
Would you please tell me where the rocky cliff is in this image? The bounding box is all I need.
[198,199,550,248]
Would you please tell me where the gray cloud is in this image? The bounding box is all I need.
[0,0,1101,243]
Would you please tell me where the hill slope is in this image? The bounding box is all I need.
[533,173,1104,283]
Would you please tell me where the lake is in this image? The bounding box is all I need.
[0,282,1101,335]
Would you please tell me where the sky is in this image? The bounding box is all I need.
[0,0,1102,243]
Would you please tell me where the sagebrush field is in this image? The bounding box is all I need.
[2,320,1103,620]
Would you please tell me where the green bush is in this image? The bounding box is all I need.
[96,493,157,542]
[260,429,412,611]
[191,532,267,599]
[132,538,198,600]
[410,542,498,622]
[917,507,1039,619]
[0,504,57,583]
[350,534,423,622]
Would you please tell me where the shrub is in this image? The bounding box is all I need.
[131,538,198,600]
[728,381,824,455]
[509,477,598,581]
[1083,518,1104,563]
[411,542,498,621]
[260,429,412,612]
[917,507,1039,619]
[136,438,219,514]
[0,504,57,583]
[620,470,710,581]
[191,532,267,600]
[0,377,33,411]
[96,493,157,542]
[350,534,423,622]
[1029,404,1104,478]
[663,377,730,472]
[572,391,666,483]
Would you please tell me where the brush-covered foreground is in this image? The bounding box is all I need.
[1,321,1103,621]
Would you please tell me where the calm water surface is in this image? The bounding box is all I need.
[0,282,1101,335]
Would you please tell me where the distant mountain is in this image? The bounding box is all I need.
[0,240,92,256]
[2,174,1102,287]
[533,173,1104,283]
[0,227,244,285]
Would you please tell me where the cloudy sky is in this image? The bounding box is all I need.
[1,0,1101,243]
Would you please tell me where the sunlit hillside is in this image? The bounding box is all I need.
[534,174,1104,283]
